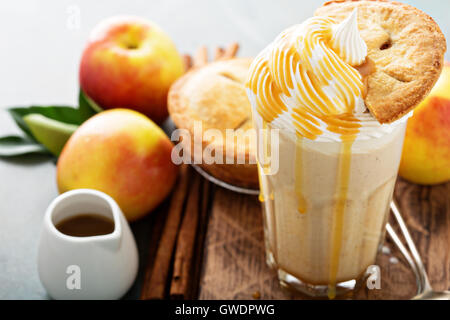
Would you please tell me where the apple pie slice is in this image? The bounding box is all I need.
[316,0,446,123]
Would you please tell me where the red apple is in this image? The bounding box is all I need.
[399,62,450,185]
[57,109,178,221]
[79,16,184,124]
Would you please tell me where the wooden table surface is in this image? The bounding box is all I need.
[196,177,450,300]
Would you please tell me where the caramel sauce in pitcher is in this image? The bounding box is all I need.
[56,214,115,237]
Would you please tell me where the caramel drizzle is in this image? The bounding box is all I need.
[257,162,265,203]
[295,136,307,214]
[246,17,365,139]
[328,137,355,299]
[258,120,273,203]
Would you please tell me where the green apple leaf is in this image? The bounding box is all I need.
[23,114,78,156]
[3,93,102,160]
[9,105,83,124]
[0,135,50,157]
[8,105,83,140]
[78,90,103,121]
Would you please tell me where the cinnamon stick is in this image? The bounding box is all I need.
[183,54,193,71]
[222,42,239,59]
[170,172,202,299]
[140,164,191,300]
[214,47,225,60]
[193,46,208,67]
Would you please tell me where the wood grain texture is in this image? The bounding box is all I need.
[394,178,450,292]
[198,179,450,300]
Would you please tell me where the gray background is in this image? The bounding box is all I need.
[0,0,448,299]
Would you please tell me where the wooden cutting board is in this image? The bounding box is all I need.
[197,178,450,300]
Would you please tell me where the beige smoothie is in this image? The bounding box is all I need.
[257,118,406,294]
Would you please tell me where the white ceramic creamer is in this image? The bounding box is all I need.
[37,189,139,299]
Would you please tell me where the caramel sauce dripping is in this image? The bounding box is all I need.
[258,162,265,203]
[327,137,355,299]
[295,136,307,214]
[327,60,374,298]
[258,120,272,203]
[261,120,272,175]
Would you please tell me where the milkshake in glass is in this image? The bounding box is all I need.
[246,9,415,298]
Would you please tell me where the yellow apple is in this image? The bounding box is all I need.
[399,62,450,185]
[79,16,184,124]
[57,109,178,221]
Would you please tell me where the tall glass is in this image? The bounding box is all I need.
[254,115,407,298]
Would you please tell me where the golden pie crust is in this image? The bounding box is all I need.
[316,0,447,123]
[168,58,258,189]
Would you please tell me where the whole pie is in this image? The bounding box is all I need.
[168,58,258,189]
[316,0,447,123]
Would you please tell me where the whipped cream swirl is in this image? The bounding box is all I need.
[247,10,406,142]
[330,9,367,66]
